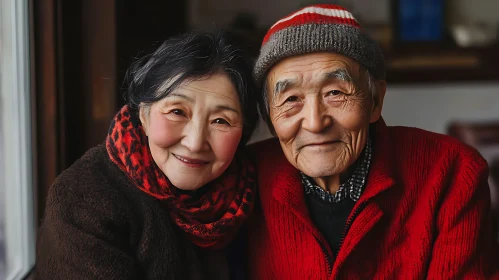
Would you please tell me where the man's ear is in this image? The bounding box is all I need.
[370,80,386,123]
[139,105,149,136]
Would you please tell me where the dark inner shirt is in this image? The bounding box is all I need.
[305,194,356,255]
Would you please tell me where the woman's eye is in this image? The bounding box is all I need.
[171,109,186,116]
[327,90,343,96]
[285,96,299,103]
[212,118,230,125]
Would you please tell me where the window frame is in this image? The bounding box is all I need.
[0,0,36,279]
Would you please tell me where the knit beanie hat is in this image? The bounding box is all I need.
[254,4,386,84]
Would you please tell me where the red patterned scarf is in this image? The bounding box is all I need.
[106,105,256,249]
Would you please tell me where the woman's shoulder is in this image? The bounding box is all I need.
[48,144,133,213]
[61,143,115,173]
[38,145,168,279]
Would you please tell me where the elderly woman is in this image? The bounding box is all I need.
[246,4,499,279]
[36,30,258,279]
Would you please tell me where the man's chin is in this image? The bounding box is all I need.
[298,163,343,179]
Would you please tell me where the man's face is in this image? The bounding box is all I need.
[266,52,385,182]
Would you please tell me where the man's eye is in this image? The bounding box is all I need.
[285,96,299,103]
[327,90,343,96]
[212,118,230,125]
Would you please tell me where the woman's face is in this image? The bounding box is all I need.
[140,74,243,191]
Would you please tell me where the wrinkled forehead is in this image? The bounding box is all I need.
[266,52,364,93]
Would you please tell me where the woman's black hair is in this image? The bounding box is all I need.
[125,30,258,146]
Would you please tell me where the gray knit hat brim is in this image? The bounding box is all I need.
[254,23,386,84]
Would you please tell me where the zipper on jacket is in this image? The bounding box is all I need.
[315,236,333,273]
[316,200,369,274]
[335,200,368,258]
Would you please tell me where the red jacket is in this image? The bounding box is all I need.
[247,119,499,279]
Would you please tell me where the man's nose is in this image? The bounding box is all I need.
[301,98,332,133]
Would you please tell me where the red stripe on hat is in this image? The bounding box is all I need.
[262,5,361,45]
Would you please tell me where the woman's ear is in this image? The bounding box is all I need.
[370,80,386,123]
[139,105,149,136]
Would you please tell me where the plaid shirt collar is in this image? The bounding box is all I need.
[301,137,372,203]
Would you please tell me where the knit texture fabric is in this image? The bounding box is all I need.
[254,4,386,84]
[247,118,499,279]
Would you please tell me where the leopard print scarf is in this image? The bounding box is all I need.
[106,105,256,249]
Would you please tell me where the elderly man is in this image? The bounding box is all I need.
[247,4,499,279]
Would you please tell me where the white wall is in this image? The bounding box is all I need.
[450,0,499,26]
[383,83,499,134]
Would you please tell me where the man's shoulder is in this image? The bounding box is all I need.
[385,125,487,169]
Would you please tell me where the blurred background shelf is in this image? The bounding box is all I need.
[384,43,499,84]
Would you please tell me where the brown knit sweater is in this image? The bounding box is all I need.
[36,144,244,280]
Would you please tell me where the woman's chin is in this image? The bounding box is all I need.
[170,179,205,191]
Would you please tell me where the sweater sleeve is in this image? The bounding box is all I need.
[426,150,499,279]
[36,171,138,280]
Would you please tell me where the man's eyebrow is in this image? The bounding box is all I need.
[271,69,354,99]
[324,69,353,83]
[273,79,297,99]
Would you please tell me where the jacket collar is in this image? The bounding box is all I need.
[359,117,396,204]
